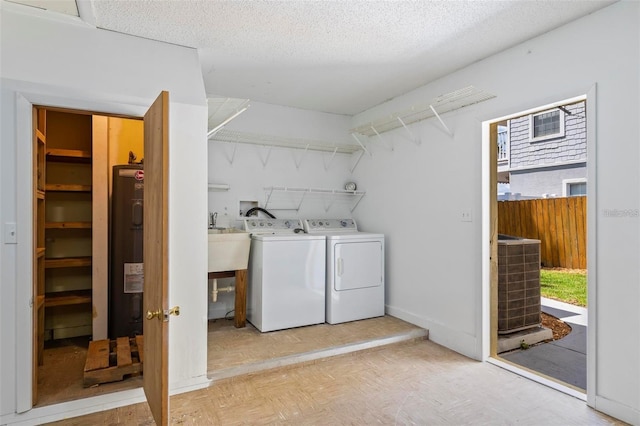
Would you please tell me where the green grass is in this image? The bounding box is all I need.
[540,269,587,307]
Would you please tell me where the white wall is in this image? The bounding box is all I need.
[352,1,639,423]
[207,101,357,317]
[0,3,209,421]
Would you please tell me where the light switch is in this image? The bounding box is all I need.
[4,222,17,244]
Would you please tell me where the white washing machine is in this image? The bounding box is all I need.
[303,219,385,324]
[244,218,326,332]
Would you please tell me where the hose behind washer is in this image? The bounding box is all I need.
[245,207,276,219]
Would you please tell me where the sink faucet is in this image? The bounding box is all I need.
[209,212,218,229]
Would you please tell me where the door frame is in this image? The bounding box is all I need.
[480,87,597,405]
[14,90,166,421]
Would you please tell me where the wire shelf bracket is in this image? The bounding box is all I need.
[350,150,366,174]
[397,117,421,145]
[294,144,310,170]
[323,147,339,171]
[371,126,394,151]
[258,145,273,168]
[351,133,371,157]
[223,142,238,165]
[429,105,453,137]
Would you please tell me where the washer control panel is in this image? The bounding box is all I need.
[243,218,303,233]
[303,219,358,233]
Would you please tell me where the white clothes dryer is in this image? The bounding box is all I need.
[303,219,385,324]
[244,218,326,332]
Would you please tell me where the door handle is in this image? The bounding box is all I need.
[337,258,343,277]
[146,306,180,321]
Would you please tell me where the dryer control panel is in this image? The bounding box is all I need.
[303,219,358,233]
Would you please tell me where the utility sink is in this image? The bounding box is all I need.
[207,228,251,273]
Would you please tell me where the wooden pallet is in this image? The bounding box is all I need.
[83,335,144,387]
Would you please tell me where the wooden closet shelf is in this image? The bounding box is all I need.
[45,222,92,229]
[46,148,92,163]
[36,247,46,258]
[45,257,92,269]
[37,190,45,199]
[45,290,92,308]
[45,184,92,192]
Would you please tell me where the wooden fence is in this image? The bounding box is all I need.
[497,196,586,269]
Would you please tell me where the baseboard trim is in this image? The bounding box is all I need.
[594,395,640,425]
[386,305,479,360]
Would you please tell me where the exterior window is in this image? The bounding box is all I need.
[568,182,587,196]
[530,109,565,142]
[563,178,587,197]
[497,125,508,163]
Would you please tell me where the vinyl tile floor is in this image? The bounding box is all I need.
[36,316,422,408]
[207,315,426,374]
[49,315,623,425]
[50,337,623,425]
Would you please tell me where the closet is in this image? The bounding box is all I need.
[31,107,142,405]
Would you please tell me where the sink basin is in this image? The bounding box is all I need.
[208,228,251,272]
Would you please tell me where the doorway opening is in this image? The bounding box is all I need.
[484,93,593,399]
[31,106,146,407]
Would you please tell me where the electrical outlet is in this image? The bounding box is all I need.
[460,209,473,222]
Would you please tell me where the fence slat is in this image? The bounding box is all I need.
[576,196,587,268]
[567,197,580,269]
[534,199,549,266]
[557,198,568,268]
[547,199,556,267]
[497,196,586,269]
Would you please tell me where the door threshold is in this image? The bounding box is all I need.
[488,356,586,401]
[1,388,146,426]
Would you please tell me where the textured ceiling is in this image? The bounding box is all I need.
[10,0,616,115]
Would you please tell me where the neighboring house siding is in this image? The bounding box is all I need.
[505,100,587,198]
[510,163,586,198]
[509,101,586,169]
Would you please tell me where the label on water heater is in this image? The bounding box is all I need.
[124,263,144,293]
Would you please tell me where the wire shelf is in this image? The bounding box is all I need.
[211,129,362,154]
[263,187,366,213]
[351,85,496,137]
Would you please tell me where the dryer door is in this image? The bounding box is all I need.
[333,241,383,291]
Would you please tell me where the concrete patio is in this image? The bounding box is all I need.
[501,297,587,390]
